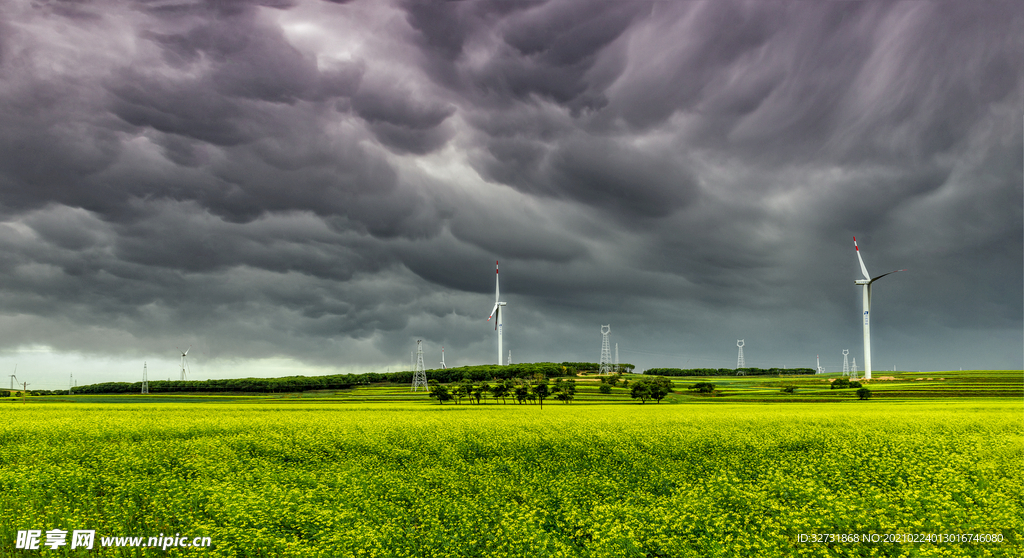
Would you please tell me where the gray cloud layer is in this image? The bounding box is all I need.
[0,0,1020,387]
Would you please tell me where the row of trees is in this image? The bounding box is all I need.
[644,367,816,377]
[561,362,636,374]
[427,375,677,406]
[427,376,579,407]
[3,390,62,397]
[69,363,579,395]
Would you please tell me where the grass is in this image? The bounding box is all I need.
[0,370,1019,556]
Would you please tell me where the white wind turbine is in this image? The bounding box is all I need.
[177,345,192,380]
[853,237,905,381]
[440,347,447,369]
[486,260,507,365]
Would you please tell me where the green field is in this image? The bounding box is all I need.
[1,371,1021,557]
[13,369,1020,405]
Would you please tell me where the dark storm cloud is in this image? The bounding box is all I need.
[351,81,456,153]
[475,134,701,218]
[0,0,1020,385]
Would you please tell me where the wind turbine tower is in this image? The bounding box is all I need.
[615,343,619,373]
[736,340,745,369]
[178,346,191,381]
[142,362,149,394]
[412,340,427,391]
[487,261,507,365]
[599,325,612,374]
[853,237,906,381]
[816,355,824,375]
[440,347,446,369]
[842,350,850,376]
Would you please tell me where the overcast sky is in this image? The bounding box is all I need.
[1,0,1021,389]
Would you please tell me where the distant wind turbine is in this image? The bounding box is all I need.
[440,347,447,369]
[487,260,507,365]
[178,346,192,380]
[853,237,905,381]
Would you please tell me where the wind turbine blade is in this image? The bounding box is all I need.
[870,269,906,283]
[494,306,499,331]
[853,237,870,280]
[487,303,498,321]
[495,260,500,302]
[184,345,191,356]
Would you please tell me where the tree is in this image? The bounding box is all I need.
[532,378,550,408]
[552,378,567,403]
[513,384,529,405]
[630,378,653,403]
[598,383,612,394]
[780,386,796,394]
[650,376,673,403]
[453,380,472,404]
[603,373,621,387]
[428,381,451,405]
[551,378,577,404]
[857,388,872,400]
[472,382,491,404]
[688,382,716,394]
[831,378,851,390]
[491,381,510,404]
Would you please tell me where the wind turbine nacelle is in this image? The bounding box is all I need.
[854,279,871,285]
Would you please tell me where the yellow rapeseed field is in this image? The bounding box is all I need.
[0,401,1020,557]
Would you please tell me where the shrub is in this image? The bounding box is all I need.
[688,382,716,394]
[857,388,872,400]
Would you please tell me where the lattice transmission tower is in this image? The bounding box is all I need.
[850,358,859,380]
[141,362,149,394]
[736,340,745,369]
[599,325,612,374]
[842,350,850,376]
[411,340,428,391]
